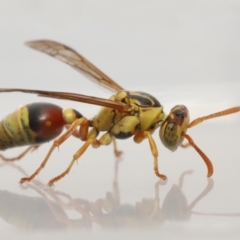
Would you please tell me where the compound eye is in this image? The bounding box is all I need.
[159,120,182,152]
[175,110,185,120]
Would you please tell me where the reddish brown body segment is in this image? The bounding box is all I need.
[27,103,65,143]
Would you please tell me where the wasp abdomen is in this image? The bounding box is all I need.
[28,103,67,143]
[0,103,67,150]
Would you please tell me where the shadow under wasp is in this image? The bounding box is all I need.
[0,40,239,186]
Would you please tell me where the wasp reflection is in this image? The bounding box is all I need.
[0,161,239,231]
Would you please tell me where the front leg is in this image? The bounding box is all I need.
[134,131,167,180]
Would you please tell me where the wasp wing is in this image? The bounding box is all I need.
[25,40,125,93]
[0,88,133,113]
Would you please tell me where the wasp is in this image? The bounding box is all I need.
[0,40,239,186]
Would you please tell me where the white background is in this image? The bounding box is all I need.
[0,1,239,239]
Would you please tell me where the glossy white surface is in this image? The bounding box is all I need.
[0,1,239,239]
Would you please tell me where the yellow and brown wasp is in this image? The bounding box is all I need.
[0,40,239,186]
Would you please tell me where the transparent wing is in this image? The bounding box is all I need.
[26,40,125,93]
[0,88,133,113]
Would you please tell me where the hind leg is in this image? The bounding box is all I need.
[0,145,40,161]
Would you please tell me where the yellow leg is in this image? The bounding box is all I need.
[134,131,167,180]
[182,132,213,177]
[65,124,80,138]
[48,138,97,186]
[64,120,89,141]
[188,106,240,128]
[0,145,39,161]
[20,118,88,184]
[112,138,122,157]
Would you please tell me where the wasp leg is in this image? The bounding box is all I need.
[0,145,40,161]
[182,132,213,177]
[20,118,89,184]
[134,131,167,180]
[91,132,121,157]
[65,120,89,141]
[188,106,240,128]
[48,132,116,186]
[47,137,98,186]
[112,138,122,157]
[66,124,122,157]
[65,124,80,138]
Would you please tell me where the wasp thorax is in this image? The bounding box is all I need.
[159,105,190,151]
[115,91,162,108]
[113,91,165,132]
[139,107,165,132]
